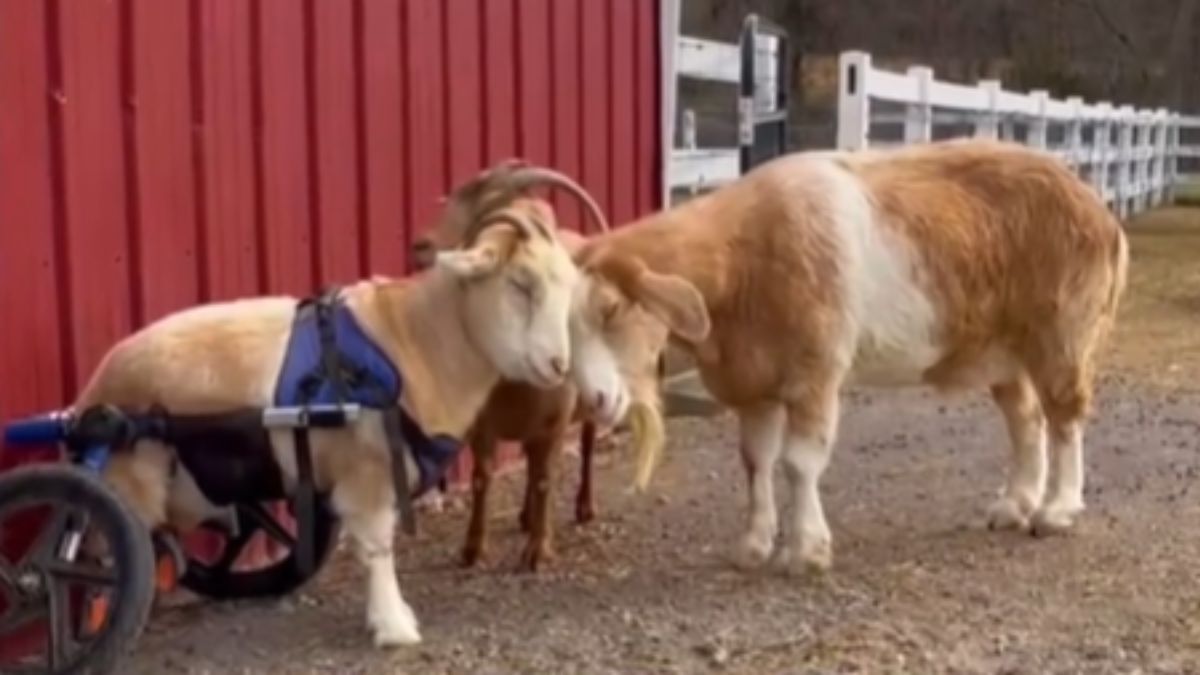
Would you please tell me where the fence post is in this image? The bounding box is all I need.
[1028,90,1049,149]
[1167,113,1180,203]
[903,66,933,144]
[1095,102,1113,204]
[1116,105,1135,218]
[1151,109,1167,206]
[1135,110,1150,213]
[1065,96,1084,174]
[837,51,871,150]
[974,80,1001,139]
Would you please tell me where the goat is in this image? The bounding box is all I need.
[411,165,672,571]
[484,139,1129,576]
[73,206,582,647]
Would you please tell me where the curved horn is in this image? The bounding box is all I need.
[494,166,610,235]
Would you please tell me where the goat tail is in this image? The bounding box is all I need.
[628,399,667,492]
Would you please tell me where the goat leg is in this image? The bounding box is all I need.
[461,427,497,567]
[518,434,561,572]
[574,422,597,524]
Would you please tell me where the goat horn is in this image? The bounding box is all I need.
[499,166,610,235]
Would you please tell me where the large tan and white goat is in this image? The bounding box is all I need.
[473,139,1128,575]
[411,166,674,570]
[73,209,582,646]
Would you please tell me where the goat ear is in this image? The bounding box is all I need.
[435,226,519,279]
[435,247,498,278]
[632,271,711,344]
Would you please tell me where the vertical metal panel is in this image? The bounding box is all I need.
[517,0,552,167]
[550,0,584,230]
[195,0,258,300]
[483,0,517,163]
[0,0,65,446]
[310,0,362,286]
[129,0,201,322]
[257,0,315,294]
[610,0,637,225]
[0,0,661,470]
[359,0,407,275]
[403,0,446,240]
[56,0,134,388]
[444,0,483,189]
[580,0,612,217]
[635,0,660,215]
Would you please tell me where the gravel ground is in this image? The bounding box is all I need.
[126,375,1200,675]
[122,209,1200,674]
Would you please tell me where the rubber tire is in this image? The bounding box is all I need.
[0,464,156,675]
[178,496,338,600]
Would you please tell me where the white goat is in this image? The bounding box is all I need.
[73,209,580,646]
[535,139,1127,575]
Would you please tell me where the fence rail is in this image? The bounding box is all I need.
[837,50,1200,219]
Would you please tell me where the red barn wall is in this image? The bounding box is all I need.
[0,0,662,481]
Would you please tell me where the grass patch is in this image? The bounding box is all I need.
[1175,181,1200,208]
[1109,206,1200,389]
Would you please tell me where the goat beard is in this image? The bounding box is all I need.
[627,398,666,493]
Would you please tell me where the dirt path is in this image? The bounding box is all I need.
[126,209,1200,675]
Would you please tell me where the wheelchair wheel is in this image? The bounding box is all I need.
[179,496,338,600]
[0,464,155,675]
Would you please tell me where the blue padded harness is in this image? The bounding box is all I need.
[275,288,461,545]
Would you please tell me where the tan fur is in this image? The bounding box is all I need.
[571,138,1128,571]
[412,197,670,571]
[73,212,581,646]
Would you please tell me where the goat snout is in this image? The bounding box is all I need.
[549,356,566,377]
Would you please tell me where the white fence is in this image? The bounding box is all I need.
[837,50,1200,219]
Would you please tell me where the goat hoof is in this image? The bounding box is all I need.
[772,540,833,577]
[369,610,422,647]
[460,545,488,568]
[518,543,555,573]
[731,535,774,571]
[985,497,1032,532]
[575,502,596,524]
[1029,502,1083,538]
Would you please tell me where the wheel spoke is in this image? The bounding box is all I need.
[42,559,117,588]
[212,526,257,574]
[240,503,297,548]
[45,580,72,669]
[0,598,47,634]
[25,507,70,566]
[0,557,17,588]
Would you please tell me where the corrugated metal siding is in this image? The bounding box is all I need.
[0,0,662,475]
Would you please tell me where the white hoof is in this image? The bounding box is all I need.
[1030,501,1084,538]
[986,496,1031,532]
[772,537,832,577]
[731,532,774,571]
[369,606,422,648]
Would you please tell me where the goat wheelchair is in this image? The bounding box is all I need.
[0,401,350,675]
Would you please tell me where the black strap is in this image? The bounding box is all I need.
[293,426,317,577]
[383,407,417,535]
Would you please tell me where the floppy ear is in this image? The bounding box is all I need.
[435,227,519,279]
[631,270,711,344]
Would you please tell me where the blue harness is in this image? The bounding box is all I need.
[276,288,461,541]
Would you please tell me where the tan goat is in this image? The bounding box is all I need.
[483,139,1128,576]
[411,167,673,570]
[74,208,581,647]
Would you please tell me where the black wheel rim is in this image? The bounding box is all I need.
[185,501,300,584]
[0,498,120,673]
